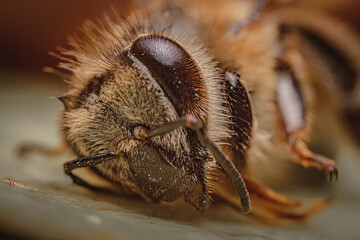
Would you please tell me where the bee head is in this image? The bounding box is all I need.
[58,26,233,206]
[56,13,236,209]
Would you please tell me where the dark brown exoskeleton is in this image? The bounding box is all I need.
[49,0,360,222]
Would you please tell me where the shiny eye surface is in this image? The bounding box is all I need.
[128,35,206,115]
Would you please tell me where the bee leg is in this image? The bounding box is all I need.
[249,194,327,223]
[215,174,301,208]
[243,176,301,207]
[63,151,119,192]
[215,175,326,223]
[275,59,338,181]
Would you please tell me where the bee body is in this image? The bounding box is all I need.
[54,0,360,221]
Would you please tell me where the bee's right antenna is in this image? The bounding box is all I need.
[134,115,251,214]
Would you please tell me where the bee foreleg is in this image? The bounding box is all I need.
[64,151,119,192]
[275,59,338,181]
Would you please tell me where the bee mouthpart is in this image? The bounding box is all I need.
[132,115,252,214]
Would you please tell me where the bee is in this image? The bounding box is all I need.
[46,0,360,221]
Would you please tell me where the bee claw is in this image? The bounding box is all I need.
[326,165,338,182]
[287,138,339,182]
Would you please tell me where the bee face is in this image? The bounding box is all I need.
[59,14,239,209]
[54,0,360,220]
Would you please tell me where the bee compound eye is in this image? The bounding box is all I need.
[128,34,206,116]
[133,126,148,140]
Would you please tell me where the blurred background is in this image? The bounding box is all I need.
[0,1,360,240]
[0,0,359,75]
